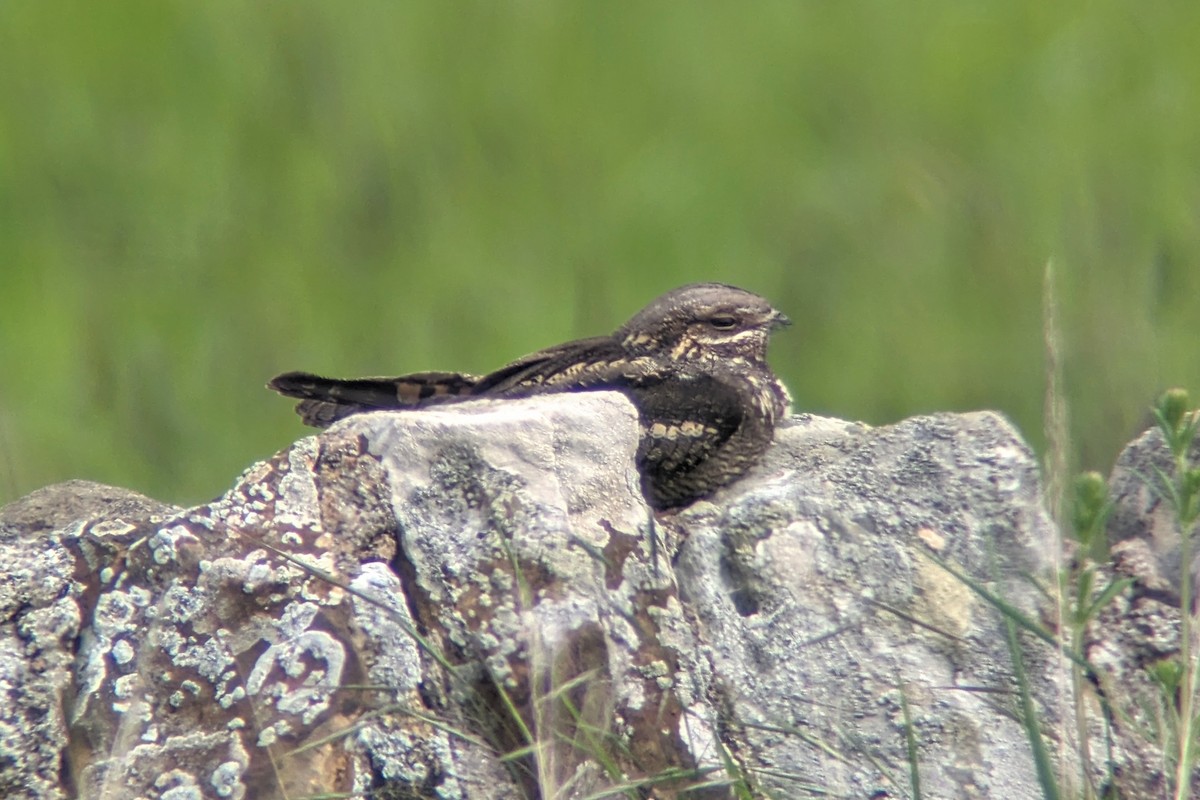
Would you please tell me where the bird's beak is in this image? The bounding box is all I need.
[770,310,792,330]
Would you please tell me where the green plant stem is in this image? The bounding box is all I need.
[900,688,922,800]
[1173,461,1196,800]
[1070,619,1095,800]
[1006,614,1061,800]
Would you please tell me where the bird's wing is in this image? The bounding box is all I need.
[470,336,663,395]
[473,336,747,469]
[626,373,744,477]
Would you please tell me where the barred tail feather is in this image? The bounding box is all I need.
[268,370,482,428]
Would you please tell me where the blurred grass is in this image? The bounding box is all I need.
[1,2,1197,506]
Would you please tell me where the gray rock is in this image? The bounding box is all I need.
[1108,424,1200,592]
[0,479,178,534]
[1091,425,1200,799]
[673,411,1060,799]
[0,393,1184,798]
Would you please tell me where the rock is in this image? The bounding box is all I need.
[1107,424,1200,593]
[0,481,181,800]
[0,392,1187,798]
[1084,537,1181,799]
[1091,425,1200,800]
[0,479,178,534]
[673,411,1060,799]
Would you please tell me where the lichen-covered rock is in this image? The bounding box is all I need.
[0,481,179,800]
[1107,424,1200,591]
[672,412,1061,799]
[0,394,1186,798]
[1082,537,1181,800]
[1089,426,1200,800]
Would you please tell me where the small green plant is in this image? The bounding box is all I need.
[1056,471,1128,800]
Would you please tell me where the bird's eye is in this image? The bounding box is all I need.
[708,315,738,330]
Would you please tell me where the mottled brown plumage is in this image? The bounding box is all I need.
[269,283,791,509]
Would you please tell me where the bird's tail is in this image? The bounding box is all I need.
[267,370,481,428]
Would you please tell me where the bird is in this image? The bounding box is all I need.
[268,283,791,510]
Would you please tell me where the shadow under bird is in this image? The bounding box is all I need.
[269,282,791,510]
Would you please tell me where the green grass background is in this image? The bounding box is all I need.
[2,2,1198,506]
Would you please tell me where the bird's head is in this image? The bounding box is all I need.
[617,282,790,364]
